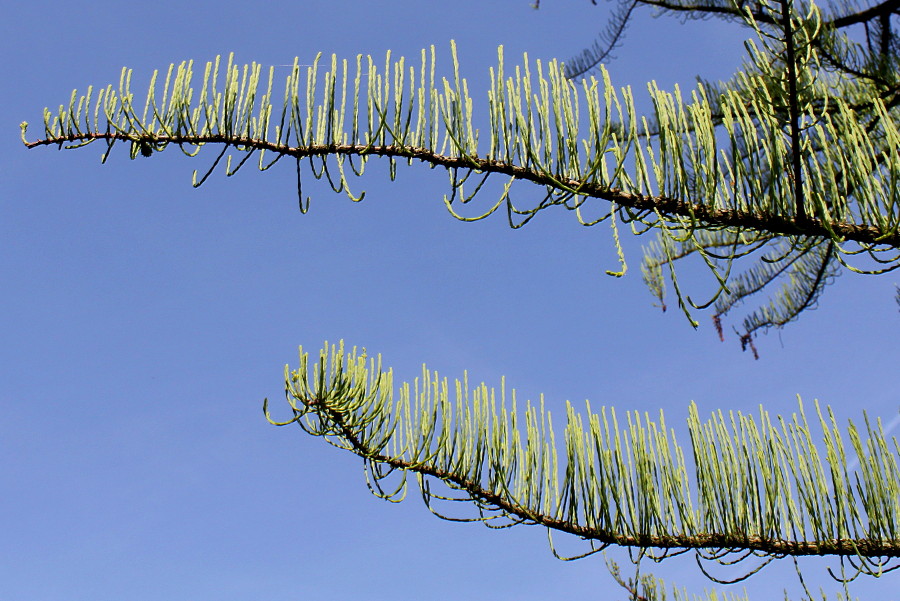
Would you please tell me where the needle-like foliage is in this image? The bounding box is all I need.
[21,0,900,346]
[264,342,899,589]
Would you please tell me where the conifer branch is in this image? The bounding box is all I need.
[264,342,900,562]
[20,30,900,336]
[23,130,900,249]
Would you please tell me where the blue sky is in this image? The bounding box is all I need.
[2,1,898,600]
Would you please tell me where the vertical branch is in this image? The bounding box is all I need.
[781,0,807,222]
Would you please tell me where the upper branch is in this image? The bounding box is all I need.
[21,48,900,250]
[24,131,900,248]
[22,43,900,334]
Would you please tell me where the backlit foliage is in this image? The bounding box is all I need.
[22,0,900,344]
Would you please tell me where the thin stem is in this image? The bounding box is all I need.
[782,0,806,222]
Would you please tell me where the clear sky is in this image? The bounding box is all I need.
[2,1,897,600]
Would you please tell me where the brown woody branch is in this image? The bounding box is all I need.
[306,398,900,558]
[26,132,900,248]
